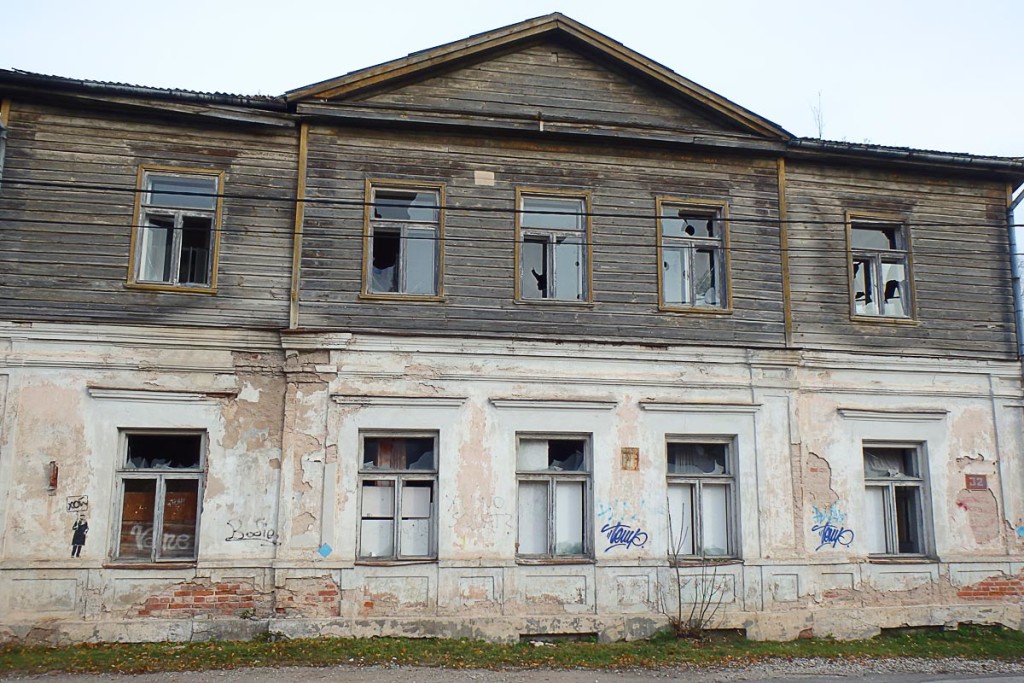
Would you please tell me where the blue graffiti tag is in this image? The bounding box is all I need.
[601,522,649,552]
[812,521,855,551]
[1016,525,1024,540]
[811,503,847,526]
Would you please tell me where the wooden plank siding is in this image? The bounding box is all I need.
[0,101,297,329]
[296,126,787,347]
[785,160,1016,359]
[356,42,757,141]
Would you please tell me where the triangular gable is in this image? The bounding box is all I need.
[286,13,790,140]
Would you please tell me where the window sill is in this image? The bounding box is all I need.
[658,305,733,316]
[103,561,197,570]
[125,282,217,296]
[669,558,742,568]
[850,314,918,326]
[516,557,595,566]
[355,558,437,566]
[513,299,594,308]
[358,293,445,303]
[866,555,936,564]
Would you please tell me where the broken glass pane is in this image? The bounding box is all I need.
[179,216,212,285]
[521,197,583,231]
[548,439,586,471]
[894,486,922,554]
[148,175,217,210]
[881,261,908,317]
[668,443,727,475]
[370,229,400,293]
[373,190,438,222]
[405,228,437,295]
[693,249,717,306]
[517,481,548,554]
[139,216,174,283]
[852,225,899,251]
[555,481,585,555]
[852,258,876,315]
[363,437,435,470]
[863,447,916,478]
[521,238,548,298]
[553,235,583,300]
[661,208,716,239]
[126,434,202,469]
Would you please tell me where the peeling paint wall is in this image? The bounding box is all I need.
[3,325,1024,643]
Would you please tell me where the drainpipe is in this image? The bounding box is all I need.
[1008,187,1024,358]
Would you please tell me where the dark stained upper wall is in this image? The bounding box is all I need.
[785,160,1016,359]
[297,126,787,347]
[0,100,296,329]
[354,42,755,139]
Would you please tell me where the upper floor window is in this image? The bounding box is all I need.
[516,435,591,559]
[129,168,223,291]
[658,201,728,310]
[863,444,929,556]
[666,440,736,559]
[115,432,205,563]
[365,184,443,297]
[358,433,437,560]
[849,218,912,319]
[517,193,589,302]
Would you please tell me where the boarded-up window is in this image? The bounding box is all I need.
[116,432,204,562]
[358,434,437,560]
[516,436,590,558]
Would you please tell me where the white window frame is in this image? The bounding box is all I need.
[657,199,729,311]
[357,431,438,561]
[516,191,590,302]
[364,183,444,298]
[113,430,206,563]
[129,167,223,291]
[666,437,737,560]
[515,433,592,560]
[863,442,930,557]
[848,215,913,319]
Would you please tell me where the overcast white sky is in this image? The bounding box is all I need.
[3,0,1022,157]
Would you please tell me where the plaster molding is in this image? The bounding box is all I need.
[837,408,948,422]
[331,395,466,408]
[489,399,617,411]
[639,402,761,414]
[87,387,235,403]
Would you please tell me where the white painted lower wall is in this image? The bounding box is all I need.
[1,322,1023,643]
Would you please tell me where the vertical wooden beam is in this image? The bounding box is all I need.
[777,157,793,347]
[0,98,11,128]
[288,122,310,330]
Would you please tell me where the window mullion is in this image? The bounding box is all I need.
[398,225,408,293]
[394,476,404,558]
[548,477,557,556]
[694,480,704,557]
[170,213,185,286]
[153,476,166,562]
[884,483,897,554]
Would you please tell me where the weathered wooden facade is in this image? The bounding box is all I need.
[2,14,1024,644]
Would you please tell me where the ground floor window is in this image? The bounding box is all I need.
[516,435,591,558]
[863,443,928,556]
[358,434,437,560]
[115,432,204,562]
[666,440,735,559]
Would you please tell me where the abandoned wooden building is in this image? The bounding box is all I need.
[2,14,1024,643]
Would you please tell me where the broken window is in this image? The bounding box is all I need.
[358,434,437,560]
[863,444,928,556]
[666,441,735,559]
[519,195,588,301]
[115,432,205,562]
[366,186,441,296]
[850,221,911,318]
[658,202,728,309]
[516,436,590,558]
[131,169,221,289]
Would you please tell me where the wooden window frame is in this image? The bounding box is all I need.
[361,179,446,301]
[515,433,593,562]
[356,431,439,562]
[514,188,593,304]
[863,442,931,559]
[666,436,738,561]
[126,165,224,294]
[112,430,206,564]
[656,197,732,314]
[845,211,916,323]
